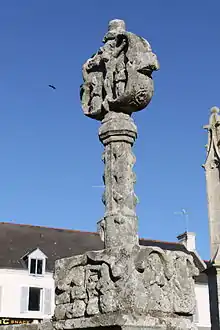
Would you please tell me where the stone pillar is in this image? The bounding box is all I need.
[203,107,220,329]
[99,112,138,248]
[53,19,199,330]
[203,107,220,263]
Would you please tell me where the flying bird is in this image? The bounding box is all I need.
[48,84,56,90]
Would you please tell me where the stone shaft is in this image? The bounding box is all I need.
[203,107,220,262]
[80,18,159,249]
[99,112,138,248]
[204,107,220,329]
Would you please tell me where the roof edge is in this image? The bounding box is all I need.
[0,222,99,235]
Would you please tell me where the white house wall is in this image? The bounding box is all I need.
[0,267,211,328]
[0,269,54,319]
[195,283,211,328]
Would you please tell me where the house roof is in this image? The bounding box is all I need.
[0,222,206,283]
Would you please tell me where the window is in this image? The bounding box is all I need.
[29,259,44,275]
[37,260,43,274]
[23,248,47,275]
[20,287,51,314]
[28,287,41,311]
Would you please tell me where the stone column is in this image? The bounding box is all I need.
[203,106,220,329]
[80,18,159,249]
[203,107,220,263]
[99,112,138,248]
[53,19,199,330]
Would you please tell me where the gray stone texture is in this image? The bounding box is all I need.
[80,19,159,250]
[52,18,199,330]
[0,326,38,330]
[203,106,220,263]
[99,112,138,249]
[53,245,199,329]
[203,107,220,329]
[80,19,159,121]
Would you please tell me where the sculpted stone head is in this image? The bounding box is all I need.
[80,19,159,120]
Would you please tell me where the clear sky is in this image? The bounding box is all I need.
[0,1,219,260]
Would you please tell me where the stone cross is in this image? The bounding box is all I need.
[203,106,220,263]
[53,20,199,330]
[80,19,159,249]
[203,107,220,329]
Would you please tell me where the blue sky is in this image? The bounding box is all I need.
[0,1,219,260]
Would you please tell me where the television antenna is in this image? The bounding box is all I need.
[174,208,189,232]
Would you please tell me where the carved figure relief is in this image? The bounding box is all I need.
[80,19,159,120]
[54,247,199,327]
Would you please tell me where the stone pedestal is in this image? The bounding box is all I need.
[53,245,198,330]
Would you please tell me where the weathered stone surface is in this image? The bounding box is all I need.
[171,252,196,314]
[38,321,53,330]
[53,321,65,330]
[54,304,66,320]
[86,296,99,315]
[99,111,139,249]
[55,313,197,330]
[54,254,87,290]
[52,18,198,330]
[80,19,159,121]
[203,106,220,264]
[55,292,70,305]
[55,255,87,277]
[72,300,86,318]
[54,246,199,328]
[0,317,197,330]
[0,326,38,330]
[71,266,85,286]
[71,286,86,300]
[80,20,158,250]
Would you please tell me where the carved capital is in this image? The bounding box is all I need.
[99,112,137,146]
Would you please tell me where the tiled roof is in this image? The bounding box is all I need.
[0,222,206,283]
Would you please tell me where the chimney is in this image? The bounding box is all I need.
[177,232,196,251]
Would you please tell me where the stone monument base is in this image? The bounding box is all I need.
[54,312,196,330]
[54,312,195,330]
[53,245,198,330]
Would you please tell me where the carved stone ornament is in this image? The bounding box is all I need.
[80,19,159,120]
[53,246,199,330]
[52,19,199,330]
[203,106,220,171]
